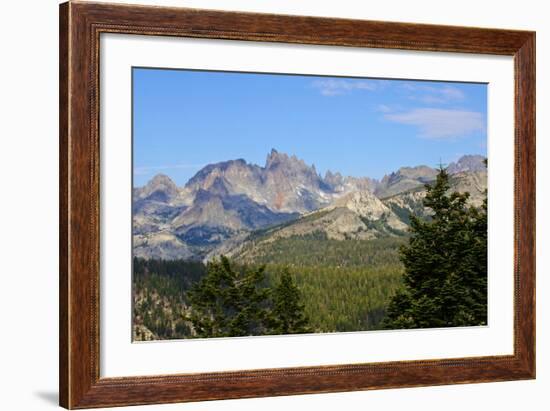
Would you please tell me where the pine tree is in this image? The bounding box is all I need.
[268,269,310,335]
[187,256,271,338]
[383,167,487,329]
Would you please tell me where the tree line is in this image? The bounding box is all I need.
[383,166,487,329]
[133,257,311,339]
[187,256,310,337]
[133,166,487,339]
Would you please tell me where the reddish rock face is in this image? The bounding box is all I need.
[133,151,486,261]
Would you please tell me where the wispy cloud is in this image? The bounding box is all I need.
[402,83,465,105]
[376,104,393,113]
[134,163,204,176]
[384,108,485,139]
[312,79,378,96]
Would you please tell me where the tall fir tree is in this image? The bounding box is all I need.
[383,166,487,329]
[268,269,310,335]
[187,256,271,338]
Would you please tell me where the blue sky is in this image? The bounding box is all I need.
[133,68,487,187]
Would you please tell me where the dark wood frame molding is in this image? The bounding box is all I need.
[59,1,536,408]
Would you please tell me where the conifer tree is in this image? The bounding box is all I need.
[269,269,310,335]
[383,167,488,329]
[187,256,271,338]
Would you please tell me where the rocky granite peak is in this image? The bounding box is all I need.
[265,148,287,169]
[447,155,486,174]
[333,190,389,220]
[376,165,437,198]
[324,170,343,186]
[265,148,314,174]
[178,149,331,214]
[133,151,486,261]
[135,173,179,203]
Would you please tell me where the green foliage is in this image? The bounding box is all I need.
[237,234,407,268]
[237,236,407,332]
[133,169,488,340]
[360,213,407,236]
[132,258,206,340]
[187,256,273,338]
[385,193,427,224]
[264,263,403,332]
[248,210,331,241]
[133,257,205,291]
[268,269,311,335]
[383,167,488,329]
[133,256,314,339]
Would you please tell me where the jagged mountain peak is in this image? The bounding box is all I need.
[385,165,437,182]
[177,149,328,214]
[323,170,344,189]
[143,173,179,193]
[324,170,342,180]
[376,165,437,198]
[149,173,177,186]
[133,151,487,261]
[185,159,249,188]
[265,148,286,168]
[136,173,179,203]
[447,155,486,174]
[265,148,311,171]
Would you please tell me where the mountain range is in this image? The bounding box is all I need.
[133,150,487,261]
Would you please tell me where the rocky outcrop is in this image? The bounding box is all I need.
[133,151,486,260]
[134,173,179,203]
[375,155,487,199]
[447,155,487,174]
[133,231,195,260]
[227,190,408,248]
[183,149,338,214]
[382,169,488,223]
[376,165,438,198]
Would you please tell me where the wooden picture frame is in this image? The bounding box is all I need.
[59,1,535,408]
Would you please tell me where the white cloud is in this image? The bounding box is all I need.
[377,104,393,113]
[402,83,466,104]
[384,108,485,139]
[438,86,466,100]
[312,79,377,96]
[134,163,204,175]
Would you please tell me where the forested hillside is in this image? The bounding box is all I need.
[132,259,206,340]
[234,234,407,332]
[133,235,406,340]
[132,165,487,341]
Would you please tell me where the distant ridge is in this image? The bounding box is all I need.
[133,150,487,260]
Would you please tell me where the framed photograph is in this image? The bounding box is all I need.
[59,1,535,408]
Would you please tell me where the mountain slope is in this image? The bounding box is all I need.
[375,155,486,198]
[223,168,486,263]
[382,169,488,224]
[172,183,298,249]
[447,154,487,174]
[182,149,366,214]
[222,189,408,262]
[133,152,486,261]
[375,165,438,198]
[134,173,299,259]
